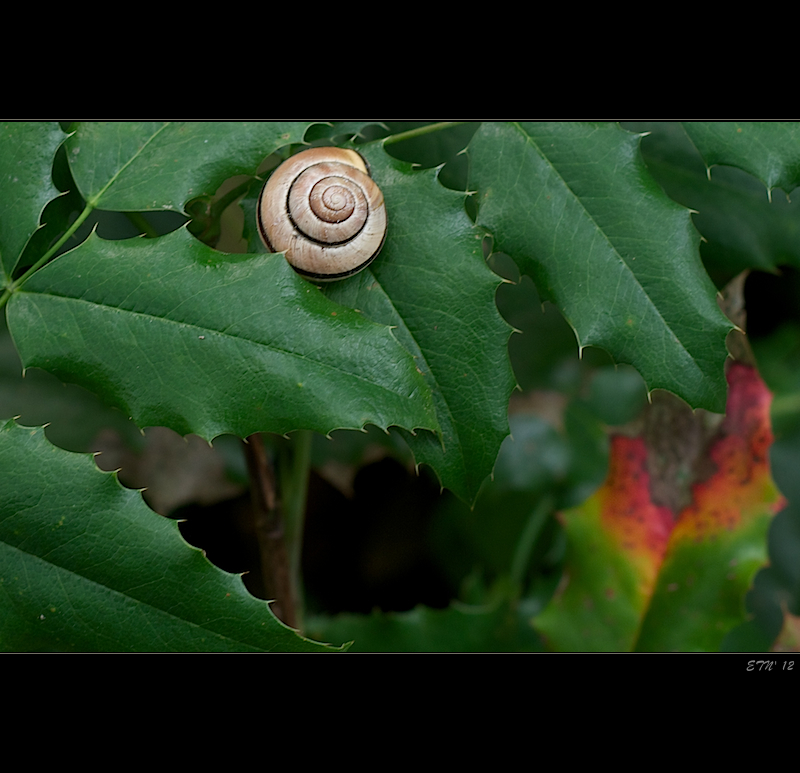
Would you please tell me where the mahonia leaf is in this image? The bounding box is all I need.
[469,122,732,413]
[66,122,312,211]
[682,122,800,196]
[0,122,65,277]
[0,419,343,652]
[7,228,438,440]
[629,121,800,280]
[323,144,516,504]
[535,363,784,651]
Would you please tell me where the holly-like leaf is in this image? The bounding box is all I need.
[0,419,342,652]
[324,145,516,504]
[7,228,438,440]
[66,122,311,211]
[0,122,65,277]
[535,363,784,651]
[682,122,800,196]
[630,121,800,281]
[469,122,732,413]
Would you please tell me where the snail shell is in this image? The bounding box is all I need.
[257,147,387,282]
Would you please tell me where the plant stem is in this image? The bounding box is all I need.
[243,433,299,629]
[1,125,172,310]
[510,496,553,591]
[279,430,312,627]
[383,122,467,147]
[0,200,95,311]
[211,178,256,216]
[124,211,159,238]
[242,431,313,631]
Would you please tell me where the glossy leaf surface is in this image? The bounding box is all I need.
[0,122,65,277]
[469,122,732,412]
[324,145,515,503]
[66,122,309,211]
[682,122,800,195]
[628,122,800,282]
[0,419,340,652]
[8,228,438,440]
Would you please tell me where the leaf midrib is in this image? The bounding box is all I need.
[511,121,704,373]
[15,289,428,403]
[85,122,172,208]
[366,269,469,467]
[0,538,270,652]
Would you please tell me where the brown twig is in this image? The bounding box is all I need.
[242,433,298,630]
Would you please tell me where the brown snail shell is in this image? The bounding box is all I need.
[257,147,387,282]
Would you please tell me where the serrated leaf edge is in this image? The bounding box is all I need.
[512,122,731,387]
[369,145,517,500]
[0,417,344,652]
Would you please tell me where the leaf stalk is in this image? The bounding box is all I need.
[510,496,553,591]
[383,122,468,147]
[0,200,95,310]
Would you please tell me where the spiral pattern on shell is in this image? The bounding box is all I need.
[257,147,387,282]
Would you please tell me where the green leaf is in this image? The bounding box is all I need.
[0,311,140,453]
[66,122,311,211]
[7,227,438,440]
[383,122,479,192]
[682,122,800,195]
[469,122,732,413]
[307,596,543,652]
[0,419,342,652]
[629,122,800,282]
[693,166,800,279]
[0,122,65,277]
[323,145,516,504]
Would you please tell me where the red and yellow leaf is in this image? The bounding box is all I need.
[536,363,784,651]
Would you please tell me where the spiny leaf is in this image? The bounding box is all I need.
[0,122,65,277]
[630,121,800,280]
[323,144,516,504]
[682,122,800,196]
[66,122,311,211]
[7,228,438,441]
[0,419,343,652]
[535,363,784,651]
[469,121,732,412]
